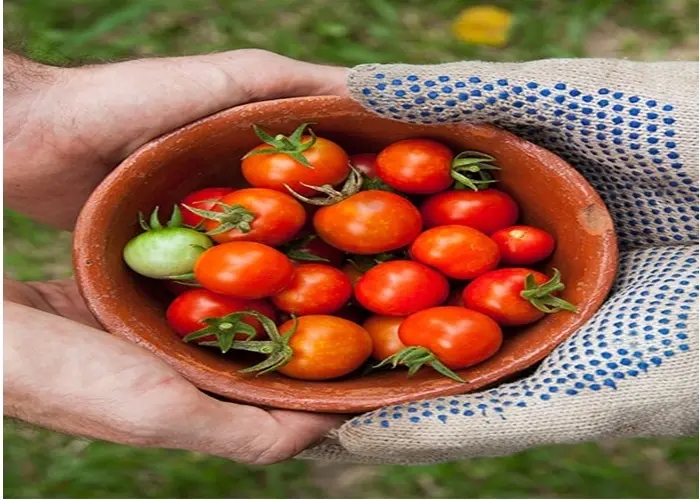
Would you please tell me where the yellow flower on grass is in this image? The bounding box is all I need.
[452,5,513,47]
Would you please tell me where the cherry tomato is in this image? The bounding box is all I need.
[313,191,423,254]
[271,264,352,315]
[286,235,345,267]
[410,225,500,280]
[277,316,372,380]
[191,188,305,246]
[355,260,449,315]
[179,187,234,227]
[349,153,378,178]
[194,242,295,299]
[166,289,276,344]
[491,225,555,265]
[463,268,576,326]
[241,124,350,197]
[399,306,502,370]
[420,189,519,234]
[376,139,454,194]
[363,315,406,360]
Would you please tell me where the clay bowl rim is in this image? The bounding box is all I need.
[74,95,618,413]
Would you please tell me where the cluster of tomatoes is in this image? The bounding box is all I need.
[123,123,576,382]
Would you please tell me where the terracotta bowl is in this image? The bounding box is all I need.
[74,96,617,413]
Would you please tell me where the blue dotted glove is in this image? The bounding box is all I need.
[302,59,698,464]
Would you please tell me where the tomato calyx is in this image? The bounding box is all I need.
[182,201,255,236]
[374,346,466,383]
[347,250,404,273]
[226,312,296,375]
[242,122,318,169]
[182,311,259,353]
[520,268,579,314]
[284,165,363,206]
[283,235,330,263]
[450,151,500,191]
[138,205,185,232]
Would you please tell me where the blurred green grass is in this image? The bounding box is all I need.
[4,0,698,498]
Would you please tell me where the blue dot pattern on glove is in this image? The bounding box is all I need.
[360,74,699,249]
[351,247,697,428]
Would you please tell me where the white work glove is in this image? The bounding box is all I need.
[301,59,699,464]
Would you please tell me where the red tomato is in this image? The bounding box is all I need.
[286,235,345,267]
[376,139,454,194]
[194,242,295,299]
[349,153,378,178]
[410,225,500,280]
[277,316,372,380]
[194,188,305,246]
[420,189,519,234]
[491,225,555,265]
[355,260,449,316]
[241,125,350,197]
[399,306,502,370]
[463,268,575,326]
[166,289,276,344]
[179,187,234,227]
[313,191,423,254]
[363,315,406,360]
[271,264,352,315]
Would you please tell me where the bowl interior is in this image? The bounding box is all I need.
[74,96,617,413]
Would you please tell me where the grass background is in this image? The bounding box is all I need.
[4,0,698,497]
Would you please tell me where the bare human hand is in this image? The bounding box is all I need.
[3,49,349,463]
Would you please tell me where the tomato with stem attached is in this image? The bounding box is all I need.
[179,187,234,228]
[420,189,519,234]
[167,289,276,352]
[376,306,502,382]
[227,313,373,381]
[194,242,295,299]
[491,225,555,265]
[355,260,449,316]
[376,139,500,194]
[241,123,350,197]
[350,153,394,192]
[271,263,352,315]
[410,225,500,280]
[462,268,577,326]
[183,188,305,246]
[363,315,406,360]
[123,206,213,280]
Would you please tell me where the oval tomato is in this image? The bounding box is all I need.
[189,188,306,246]
[363,315,406,360]
[241,124,349,197]
[462,268,576,326]
[420,189,519,234]
[179,187,234,227]
[410,225,500,280]
[271,263,352,315]
[355,260,449,315]
[398,306,502,370]
[194,242,295,299]
[491,225,555,265]
[376,139,454,194]
[167,289,276,346]
[313,191,422,254]
[277,316,373,380]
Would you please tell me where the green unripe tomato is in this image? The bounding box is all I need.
[123,206,214,279]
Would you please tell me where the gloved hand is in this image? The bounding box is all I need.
[302,59,699,464]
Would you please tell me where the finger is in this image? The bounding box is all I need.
[176,394,345,465]
[64,49,348,160]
